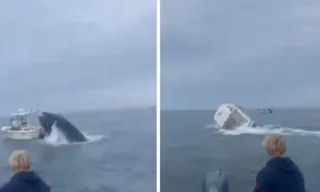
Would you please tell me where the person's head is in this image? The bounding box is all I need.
[9,150,31,172]
[263,134,286,158]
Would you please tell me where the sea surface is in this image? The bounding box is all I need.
[0,108,156,192]
[161,109,320,192]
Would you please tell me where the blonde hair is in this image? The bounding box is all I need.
[264,134,286,157]
[9,150,31,172]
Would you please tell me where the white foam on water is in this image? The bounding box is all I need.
[44,124,68,145]
[204,124,216,129]
[43,123,103,146]
[208,123,320,137]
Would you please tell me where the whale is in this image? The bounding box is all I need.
[201,169,229,192]
[38,111,87,142]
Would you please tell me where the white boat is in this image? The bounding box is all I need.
[214,103,256,129]
[1,109,41,140]
[260,108,273,114]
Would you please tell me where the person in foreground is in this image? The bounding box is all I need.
[0,150,50,192]
[253,134,305,192]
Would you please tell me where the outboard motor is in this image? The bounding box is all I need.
[202,169,229,192]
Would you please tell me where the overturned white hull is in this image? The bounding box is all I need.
[214,103,255,129]
[1,126,40,140]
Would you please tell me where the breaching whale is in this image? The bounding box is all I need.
[38,111,87,142]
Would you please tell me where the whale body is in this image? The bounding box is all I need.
[38,111,87,142]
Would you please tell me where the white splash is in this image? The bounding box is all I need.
[43,123,103,146]
[209,123,320,137]
[44,123,68,145]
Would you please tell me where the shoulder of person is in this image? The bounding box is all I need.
[257,165,276,180]
[0,180,20,192]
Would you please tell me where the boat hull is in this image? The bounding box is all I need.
[214,103,256,129]
[1,127,40,140]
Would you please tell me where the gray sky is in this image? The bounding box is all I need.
[0,0,155,114]
[161,0,320,109]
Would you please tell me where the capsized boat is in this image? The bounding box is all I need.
[214,103,256,129]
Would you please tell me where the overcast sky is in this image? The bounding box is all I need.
[161,0,320,109]
[0,0,155,114]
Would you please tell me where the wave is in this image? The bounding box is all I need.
[205,123,320,137]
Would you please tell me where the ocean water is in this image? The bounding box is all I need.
[161,109,320,192]
[0,108,156,192]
